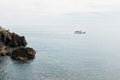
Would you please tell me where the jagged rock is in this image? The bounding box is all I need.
[0,26,27,47]
[0,26,36,61]
[0,42,12,56]
[11,47,36,61]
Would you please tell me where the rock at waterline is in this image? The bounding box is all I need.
[0,26,36,61]
[11,47,36,61]
[74,30,86,34]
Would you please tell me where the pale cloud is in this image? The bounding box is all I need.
[0,0,120,25]
[0,0,120,14]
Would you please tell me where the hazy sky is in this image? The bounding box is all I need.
[0,0,120,26]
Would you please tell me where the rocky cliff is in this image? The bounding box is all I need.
[0,26,36,61]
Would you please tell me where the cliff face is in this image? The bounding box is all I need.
[0,26,36,61]
[0,42,12,56]
[0,27,27,47]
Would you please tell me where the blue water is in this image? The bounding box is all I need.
[0,26,120,80]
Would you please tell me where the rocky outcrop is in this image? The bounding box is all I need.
[0,26,36,61]
[74,30,86,34]
[0,27,27,47]
[0,42,12,56]
[11,47,36,60]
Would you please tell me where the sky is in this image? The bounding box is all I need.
[0,0,120,26]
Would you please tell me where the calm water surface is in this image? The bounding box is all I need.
[0,26,120,80]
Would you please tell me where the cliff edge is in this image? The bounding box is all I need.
[0,26,36,61]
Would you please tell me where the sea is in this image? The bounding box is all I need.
[0,25,120,80]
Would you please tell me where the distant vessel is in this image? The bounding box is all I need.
[74,30,86,34]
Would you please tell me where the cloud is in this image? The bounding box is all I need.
[0,0,120,25]
[0,0,120,15]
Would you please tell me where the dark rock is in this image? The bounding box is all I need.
[74,30,86,34]
[0,27,27,47]
[11,47,36,61]
[0,26,36,61]
[0,42,12,56]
